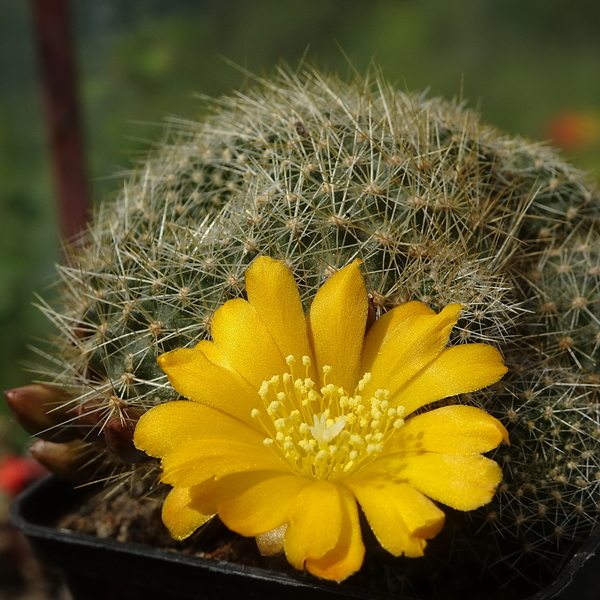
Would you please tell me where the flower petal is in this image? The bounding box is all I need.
[157,347,259,425]
[308,261,368,392]
[133,401,265,459]
[362,304,464,408]
[160,438,289,488]
[245,257,315,375]
[162,474,276,540]
[388,405,508,455]
[393,344,508,415]
[283,480,343,569]
[193,339,230,369]
[218,473,310,537]
[162,487,214,541]
[367,452,504,511]
[304,485,365,582]
[187,470,287,515]
[211,298,287,389]
[344,475,444,557]
[361,301,435,373]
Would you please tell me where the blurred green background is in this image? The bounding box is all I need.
[1,0,600,448]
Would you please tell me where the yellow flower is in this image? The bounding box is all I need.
[134,257,509,582]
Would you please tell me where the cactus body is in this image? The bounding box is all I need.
[32,68,600,592]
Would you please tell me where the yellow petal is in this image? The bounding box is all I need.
[304,485,365,582]
[133,401,265,459]
[193,339,230,369]
[157,347,259,426]
[160,438,289,488]
[308,260,368,392]
[187,470,287,516]
[162,475,261,539]
[362,304,464,406]
[162,487,214,541]
[211,298,287,389]
[393,344,508,415]
[245,257,315,376]
[388,405,509,455]
[284,480,343,569]
[361,301,435,373]
[218,473,310,537]
[344,475,444,557]
[368,452,504,511]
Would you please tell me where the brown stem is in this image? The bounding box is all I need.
[30,0,91,241]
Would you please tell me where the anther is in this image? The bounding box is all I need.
[267,401,281,414]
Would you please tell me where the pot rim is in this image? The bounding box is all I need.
[10,475,600,600]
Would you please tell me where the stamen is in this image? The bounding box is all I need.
[357,372,371,391]
[254,357,404,480]
[267,401,281,415]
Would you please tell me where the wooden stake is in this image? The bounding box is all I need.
[30,0,91,241]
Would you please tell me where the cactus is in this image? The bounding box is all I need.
[20,67,600,594]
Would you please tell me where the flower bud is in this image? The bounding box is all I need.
[3,385,80,442]
[104,409,149,463]
[255,524,287,556]
[73,401,106,443]
[29,439,91,481]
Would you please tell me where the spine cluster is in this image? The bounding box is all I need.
[24,67,600,587]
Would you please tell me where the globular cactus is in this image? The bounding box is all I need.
[19,67,600,594]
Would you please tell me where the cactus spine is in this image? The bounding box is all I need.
[28,67,600,592]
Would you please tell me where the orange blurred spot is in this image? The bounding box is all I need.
[546,111,600,150]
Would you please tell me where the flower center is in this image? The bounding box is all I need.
[251,356,405,480]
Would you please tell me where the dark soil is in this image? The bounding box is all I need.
[56,484,294,572]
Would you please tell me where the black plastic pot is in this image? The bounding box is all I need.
[9,476,600,600]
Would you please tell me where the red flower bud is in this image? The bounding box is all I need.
[3,384,80,442]
[29,439,91,481]
[104,409,149,463]
[72,401,106,443]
